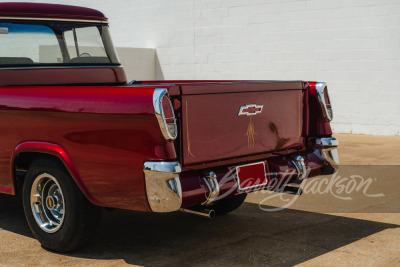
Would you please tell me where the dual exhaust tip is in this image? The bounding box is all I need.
[179,171,218,219]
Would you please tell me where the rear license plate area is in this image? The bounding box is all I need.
[236,162,268,190]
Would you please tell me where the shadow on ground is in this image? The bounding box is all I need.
[0,194,398,266]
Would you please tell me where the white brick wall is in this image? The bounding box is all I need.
[5,0,400,135]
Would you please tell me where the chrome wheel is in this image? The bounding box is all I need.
[23,158,102,252]
[30,173,65,233]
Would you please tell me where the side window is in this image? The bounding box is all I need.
[63,26,107,59]
[0,22,62,65]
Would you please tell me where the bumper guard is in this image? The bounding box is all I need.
[314,137,339,174]
[144,161,182,212]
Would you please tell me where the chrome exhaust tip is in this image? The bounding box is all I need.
[180,208,215,219]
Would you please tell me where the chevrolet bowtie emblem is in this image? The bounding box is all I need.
[238,104,263,116]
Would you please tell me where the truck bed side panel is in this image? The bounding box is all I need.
[0,86,174,211]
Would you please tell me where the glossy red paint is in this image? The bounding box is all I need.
[0,2,107,21]
[0,85,174,211]
[179,80,305,95]
[180,82,305,166]
[180,146,304,171]
[139,80,271,85]
[0,67,127,86]
[13,141,96,203]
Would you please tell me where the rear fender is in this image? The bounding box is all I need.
[12,141,99,205]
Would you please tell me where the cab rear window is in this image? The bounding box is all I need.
[0,22,62,65]
[0,21,120,67]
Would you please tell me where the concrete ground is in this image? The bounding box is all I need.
[0,134,399,266]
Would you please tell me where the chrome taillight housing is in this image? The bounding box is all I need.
[153,88,178,141]
[315,82,333,121]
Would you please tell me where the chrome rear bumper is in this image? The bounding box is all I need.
[143,162,182,212]
[313,136,339,173]
[143,136,339,213]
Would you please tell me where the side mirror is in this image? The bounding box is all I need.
[0,27,9,34]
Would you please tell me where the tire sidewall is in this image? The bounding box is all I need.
[22,159,81,251]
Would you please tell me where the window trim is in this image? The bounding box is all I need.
[0,16,108,24]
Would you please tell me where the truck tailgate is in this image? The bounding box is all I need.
[180,81,305,165]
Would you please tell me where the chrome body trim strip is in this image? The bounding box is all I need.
[153,88,178,141]
[0,16,108,24]
[315,82,333,121]
[143,161,182,212]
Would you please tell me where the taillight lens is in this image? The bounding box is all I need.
[310,82,333,121]
[153,88,178,141]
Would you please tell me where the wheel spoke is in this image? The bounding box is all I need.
[50,221,60,227]
[31,193,40,204]
[33,202,41,214]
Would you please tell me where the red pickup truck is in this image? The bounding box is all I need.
[0,3,339,252]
